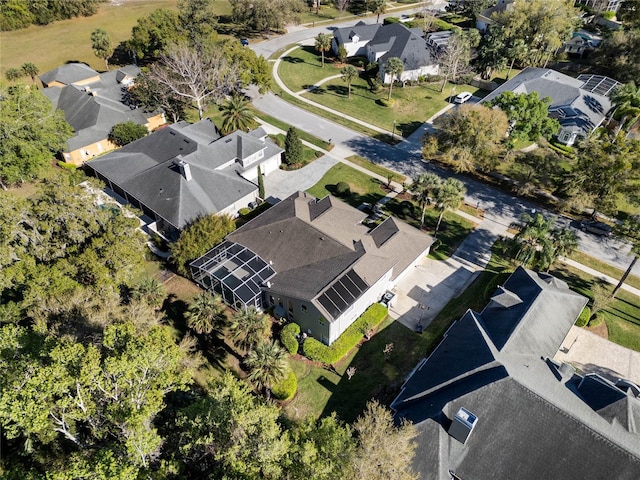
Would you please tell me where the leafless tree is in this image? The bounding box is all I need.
[346,366,357,380]
[383,342,394,360]
[150,41,239,120]
[335,0,350,12]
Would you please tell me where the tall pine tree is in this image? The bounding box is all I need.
[284,127,302,167]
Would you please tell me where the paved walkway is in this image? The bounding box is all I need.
[560,257,640,297]
[554,325,640,385]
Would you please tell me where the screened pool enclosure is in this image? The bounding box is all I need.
[190,241,276,311]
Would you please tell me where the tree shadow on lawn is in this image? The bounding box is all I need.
[282,55,304,64]
[397,120,422,138]
[324,184,385,209]
[321,320,427,423]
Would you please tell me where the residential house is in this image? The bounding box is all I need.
[481,67,620,145]
[86,119,283,239]
[392,266,640,479]
[332,22,439,84]
[40,63,165,165]
[476,0,516,32]
[190,191,434,345]
[584,0,622,12]
[562,30,603,57]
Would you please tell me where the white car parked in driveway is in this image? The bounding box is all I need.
[454,92,473,104]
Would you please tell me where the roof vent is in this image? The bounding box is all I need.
[448,407,478,444]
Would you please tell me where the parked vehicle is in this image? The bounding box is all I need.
[454,92,473,104]
[579,220,612,237]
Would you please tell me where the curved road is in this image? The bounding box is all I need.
[247,14,639,276]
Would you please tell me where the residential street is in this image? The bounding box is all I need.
[248,27,640,276]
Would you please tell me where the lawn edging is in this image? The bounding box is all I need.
[303,303,388,364]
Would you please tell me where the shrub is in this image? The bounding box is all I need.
[432,18,460,32]
[383,17,400,25]
[601,10,615,20]
[378,98,395,107]
[588,312,605,328]
[575,306,591,327]
[108,121,148,146]
[281,322,300,355]
[238,207,252,216]
[303,303,388,364]
[314,150,324,158]
[336,181,350,196]
[271,369,297,401]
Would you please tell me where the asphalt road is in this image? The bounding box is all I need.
[247,14,640,276]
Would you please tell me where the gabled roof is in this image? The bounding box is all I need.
[87,120,282,229]
[39,63,98,86]
[392,267,640,479]
[41,64,155,152]
[481,67,619,138]
[226,192,433,321]
[333,21,381,46]
[370,23,434,69]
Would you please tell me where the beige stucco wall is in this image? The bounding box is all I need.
[64,138,118,166]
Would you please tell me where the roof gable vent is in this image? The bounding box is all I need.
[448,407,478,444]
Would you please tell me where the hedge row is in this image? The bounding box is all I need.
[281,322,300,355]
[588,312,605,328]
[575,306,591,327]
[271,369,297,401]
[303,303,388,364]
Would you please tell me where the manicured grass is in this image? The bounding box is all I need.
[249,107,333,151]
[548,262,640,352]
[279,45,344,92]
[277,45,487,138]
[284,254,512,422]
[384,197,477,260]
[306,163,387,207]
[345,154,406,184]
[1,0,180,75]
[568,251,640,291]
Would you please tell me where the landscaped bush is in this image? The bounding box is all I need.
[336,181,351,196]
[575,306,591,327]
[601,10,616,20]
[281,322,300,355]
[314,150,324,158]
[432,18,461,32]
[588,312,605,328]
[271,369,297,401]
[238,207,252,216]
[383,17,401,25]
[303,303,388,364]
[378,98,395,107]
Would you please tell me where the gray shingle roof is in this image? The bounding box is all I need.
[333,21,381,46]
[481,67,616,138]
[87,120,282,229]
[41,64,155,152]
[392,266,640,479]
[371,23,434,69]
[226,192,433,321]
[39,63,98,86]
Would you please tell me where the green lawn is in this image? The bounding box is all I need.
[277,45,487,138]
[1,0,181,75]
[384,197,477,260]
[284,254,511,423]
[568,251,640,291]
[345,154,406,184]
[306,163,387,207]
[279,45,344,92]
[548,262,640,352]
[269,134,320,166]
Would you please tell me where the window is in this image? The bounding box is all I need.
[301,304,307,312]
[269,296,275,306]
[288,300,293,313]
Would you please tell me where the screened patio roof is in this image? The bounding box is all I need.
[190,240,276,305]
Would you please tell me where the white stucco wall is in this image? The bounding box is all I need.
[380,64,440,84]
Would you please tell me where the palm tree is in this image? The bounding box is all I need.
[612,218,640,297]
[21,63,39,86]
[540,228,579,271]
[514,213,553,266]
[341,65,359,98]
[186,292,227,335]
[245,340,288,398]
[315,33,332,68]
[228,306,269,352]
[371,0,386,23]
[384,57,404,101]
[433,178,466,235]
[412,173,442,229]
[5,68,22,82]
[506,38,527,80]
[131,277,166,309]
[90,28,114,71]
[220,94,254,134]
[610,82,640,135]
